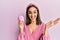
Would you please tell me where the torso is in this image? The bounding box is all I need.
[28,24,38,34]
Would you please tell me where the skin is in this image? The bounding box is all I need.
[28,7,38,34]
[45,18,60,35]
[18,7,60,36]
[18,18,24,33]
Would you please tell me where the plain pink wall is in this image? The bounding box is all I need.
[0,0,60,40]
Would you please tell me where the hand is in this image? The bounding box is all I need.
[18,16,24,32]
[56,18,60,22]
[46,18,60,28]
[46,20,54,28]
[54,18,60,24]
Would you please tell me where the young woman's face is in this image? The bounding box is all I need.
[28,7,38,22]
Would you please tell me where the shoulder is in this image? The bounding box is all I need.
[38,22,46,29]
[39,23,45,27]
[24,24,29,30]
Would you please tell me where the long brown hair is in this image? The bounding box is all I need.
[26,4,42,25]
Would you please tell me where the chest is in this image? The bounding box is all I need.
[28,25,38,34]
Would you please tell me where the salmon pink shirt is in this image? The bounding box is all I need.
[18,23,50,40]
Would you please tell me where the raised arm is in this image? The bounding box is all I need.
[44,18,60,35]
[18,16,25,40]
[43,18,60,40]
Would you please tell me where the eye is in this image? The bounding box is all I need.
[28,11,32,14]
[34,11,37,14]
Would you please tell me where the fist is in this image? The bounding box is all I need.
[18,16,24,31]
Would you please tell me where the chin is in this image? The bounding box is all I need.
[31,19,36,22]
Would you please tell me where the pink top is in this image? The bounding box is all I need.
[18,23,50,40]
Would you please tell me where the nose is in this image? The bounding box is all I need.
[31,13,34,18]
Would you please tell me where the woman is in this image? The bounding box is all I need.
[18,4,60,40]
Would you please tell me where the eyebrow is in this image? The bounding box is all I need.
[28,10,37,12]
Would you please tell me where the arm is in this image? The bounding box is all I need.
[18,16,25,40]
[43,18,60,40]
[42,23,50,40]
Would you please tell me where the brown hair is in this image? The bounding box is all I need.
[26,4,42,25]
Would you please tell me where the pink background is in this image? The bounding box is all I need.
[0,0,60,40]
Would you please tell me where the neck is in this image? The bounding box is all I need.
[31,20,36,25]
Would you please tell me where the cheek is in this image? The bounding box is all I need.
[34,13,37,18]
[28,14,31,19]
[28,13,37,20]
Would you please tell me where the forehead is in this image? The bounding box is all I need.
[28,7,37,11]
